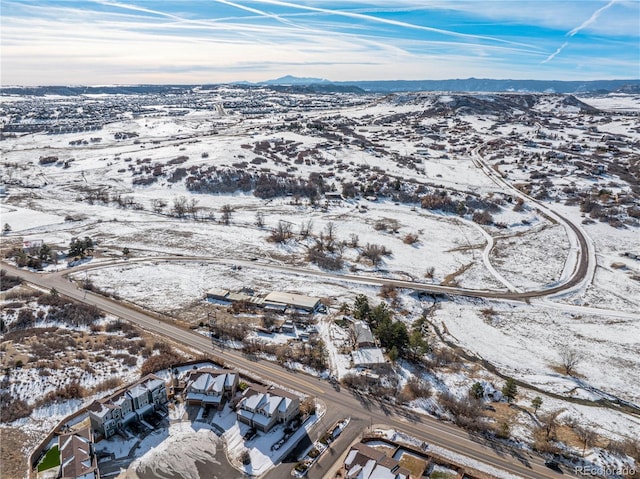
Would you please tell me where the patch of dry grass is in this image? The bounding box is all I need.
[1,426,35,479]
[398,452,427,478]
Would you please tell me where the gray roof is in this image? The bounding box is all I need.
[264,291,320,310]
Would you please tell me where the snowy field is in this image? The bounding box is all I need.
[2,88,640,475]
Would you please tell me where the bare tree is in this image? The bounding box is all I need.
[574,426,597,457]
[172,196,187,218]
[361,243,392,266]
[299,220,313,239]
[187,198,199,218]
[269,220,293,243]
[325,221,336,242]
[539,409,562,441]
[255,211,265,228]
[152,198,167,214]
[559,347,583,376]
[221,204,233,225]
[348,233,359,248]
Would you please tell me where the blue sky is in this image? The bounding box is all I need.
[1,0,638,85]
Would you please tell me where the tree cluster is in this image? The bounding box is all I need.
[68,236,94,259]
[351,295,409,357]
[6,243,55,269]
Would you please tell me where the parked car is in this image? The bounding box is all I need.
[544,458,562,473]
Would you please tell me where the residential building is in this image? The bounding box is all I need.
[87,374,167,438]
[263,291,322,313]
[344,442,410,479]
[58,427,99,479]
[352,321,375,348]
[236,385,299,432]
[183,368,238,409]
[352,347,386,368]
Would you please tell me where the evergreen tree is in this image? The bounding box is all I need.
[407,330,429,361]
[470,382,484,399]
[531,396,543,414]
[69,236,94,258]
[388,345,399,363]
[368,302,391,328]
[502,377,518,403]
[69,237,84,258]
[83,236,94,255]
[352,294,370,320]
[39,244,52,263]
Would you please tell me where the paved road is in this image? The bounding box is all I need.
[3,263,572,479]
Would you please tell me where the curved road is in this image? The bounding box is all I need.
[13,142,594,303]
[2,263,569,479]
[1,144,594,479]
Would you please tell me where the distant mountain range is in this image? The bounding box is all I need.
[259,76,640,94]
[2,77,639,96]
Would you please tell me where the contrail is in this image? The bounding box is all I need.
[568,0,618,37]
[543,0,617,63]
[251,0,542,49]
[542,41,569,64]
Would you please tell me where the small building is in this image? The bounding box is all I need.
[352,321,375,348]
[325,191,343,201]
[281,320,295,334]
[206,289,230,302]
[58,427,99,479]
[344,442,409,479]
[351,348,386,368]
[236,385,300,432]
[263,291,322,313]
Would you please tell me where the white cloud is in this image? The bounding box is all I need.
[0,0,637,84]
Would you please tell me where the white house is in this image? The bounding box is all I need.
[184,368,239,409]
[236,385,300,432]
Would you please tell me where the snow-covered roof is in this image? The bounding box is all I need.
[264,291,320,310]
[190,373,213,392]
[262,395,282,415]
[354,321,375,345]
[277,397,292,414]
[128,385,147,399]
[251,412,273,428]
[242,391,266,411]
[351,347,385,366]
[185,392,222,404]
[144,378,165,392]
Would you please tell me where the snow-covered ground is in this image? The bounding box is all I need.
[2,89,639,474]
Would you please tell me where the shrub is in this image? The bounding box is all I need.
[93,377,123,393]
[403,233,419,244]
[405,377,431,399]
[472,210,494,225]
[379,284,398,301]
[39,381,85,404]
[0,271,22,291]
[306,247,343,270]
[361,243,392,266]
[0,392,33,422]
[38,156,58,165]
[140,350,185,376]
